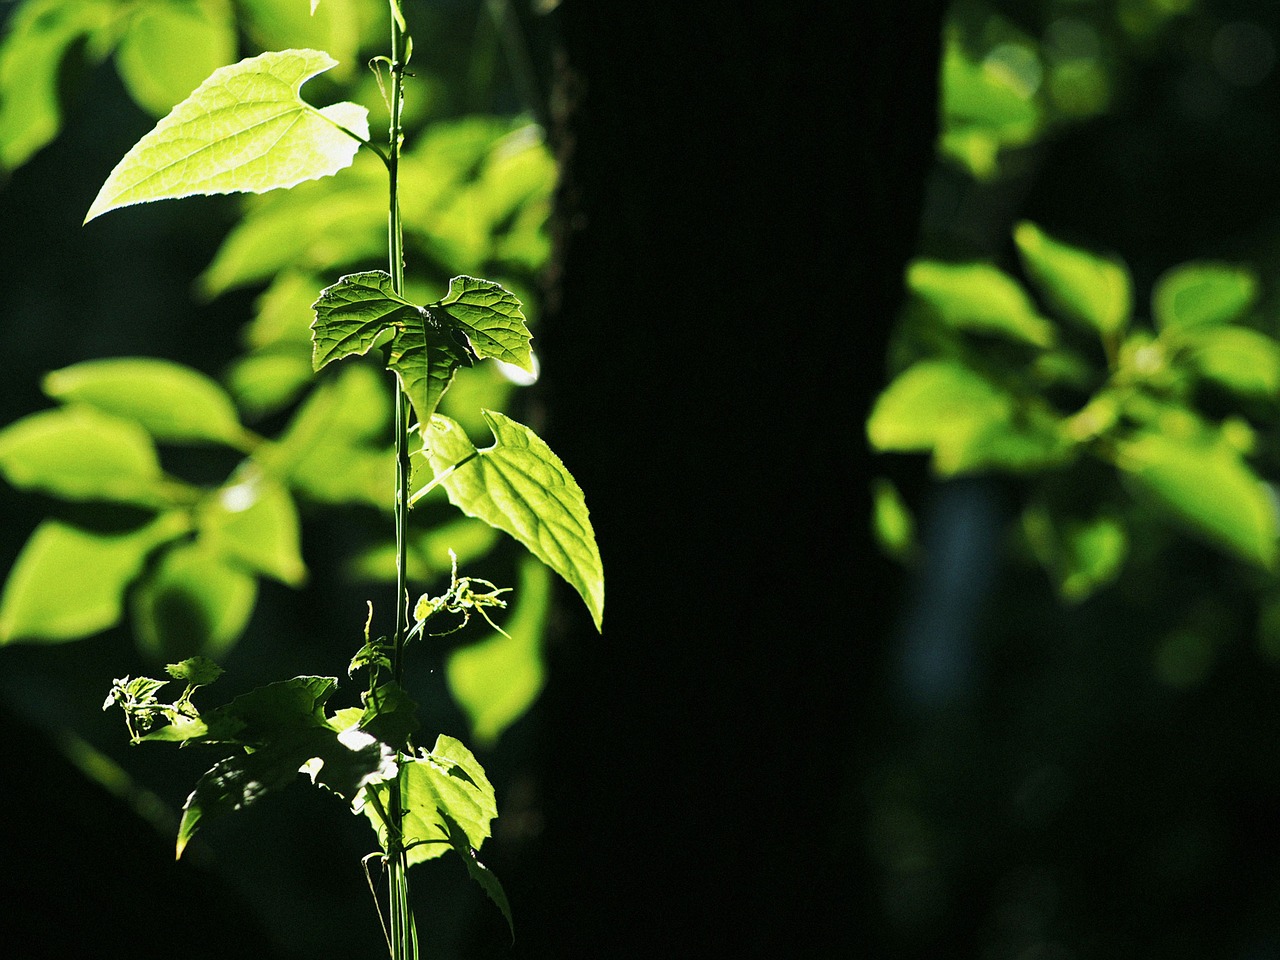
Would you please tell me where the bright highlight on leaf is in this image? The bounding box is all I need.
[424,412,604,631]
[1014,221,1131,336]
[84,49,370,223]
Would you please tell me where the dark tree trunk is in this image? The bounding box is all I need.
[517,4,948,956]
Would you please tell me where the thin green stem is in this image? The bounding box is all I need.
[386,6,415,960]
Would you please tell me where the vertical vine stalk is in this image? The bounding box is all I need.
[386,3,414,958]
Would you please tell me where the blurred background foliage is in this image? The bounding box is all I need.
[0,0,558,954]
[867,0,1280,957]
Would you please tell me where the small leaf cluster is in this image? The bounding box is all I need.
[869,221,1280,599]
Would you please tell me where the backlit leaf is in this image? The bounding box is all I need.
[907,260,1054,347]
[0,514,188,644]
[85,49,370,222]
[0,407,168,505]
[1181,326,1280,396]
[1014,221,1131,336]
[424,412,604,631]
[1118,431,1277,567]
[200,469,306,585]
[44,358,245,446]
[1153,262,1258,331]
[115,0,236,117]
[867,360,1013,460]
[436,276,535,371]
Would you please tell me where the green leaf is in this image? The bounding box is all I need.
[360,734,498,867]
[1117,431,1277,567]
[441,811,515,941]
[85,49,370,222]
[423,412,604,631]
[447,558,550,746]
[43,358,245,446]
[1023,508,1128,602]
[906,260,1054,347]
[866,360,1015,472]
[133,542,258,661]
[1013,221,1131,336]
[199,469,306,585]
[357,680,419,753]
[0,0,117,169]
[0,407,170,506]
[436,276,534,371]
[870,478,915,562]
[115,0,236,117]
[166,656,225,688]
[1153,262,1259,331]
[1180,326,1280,396]
[0,514,188,644]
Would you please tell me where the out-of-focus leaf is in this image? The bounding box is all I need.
[133,542,257,661]
[939,36,1040,178]
[1014,221,1131,336]
[200,469,306,585]
[115,0,236,117]
[0,0,118,170]
[1023,507,1128,602]
[0,514,188,644]
[1117,431,1277,567]
[447,557,550,746]
[907,260,1054,347]
[237,0,373,76]
[424,412,604,631]
[1180,326,1280,396]
[227,350,315,418]
[866,359,1013,458]
[0,407,171,506]
[870,478,915,562]
[1153,262,1258,331]
[44,358,245,446]
[86,49,370,222]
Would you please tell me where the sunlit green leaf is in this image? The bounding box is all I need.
[227,350,315,418]
[43,357,245,446]
[85,49,370,222]
[359,734,498,867]
[1153,262,1258,331]
[200,469,306,585]
[0,0,117,170]
[870,478,915,562]
[115,0,236,117]
[1023,507,1128,602]
[166,656,225,688]
[237,0,369,75]
[447,558,550,746]
[907,260,1054,347]
[1180,326,1280,396]
[133,542,257,661]
[1014,221,1131,336]
[436,276,533,371]
[424,412,604,631]
[1118,431,1277,566]
[0,406,171,505]
[0,514,188,644]
[943,412,1074,475]
[356,680,419,753]
[866,360,1013,462]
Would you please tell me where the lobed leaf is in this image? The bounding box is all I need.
[437,276,534,371]
[85,49,370,222]
[424,412,604,631]
[1014,221,1131,336]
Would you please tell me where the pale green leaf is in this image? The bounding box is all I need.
[133,542,258,661]
[1118,431,1277,567]
[360,734,498,867]
[1181,326,1280,396]
[115,0,236,117]
[1153,262,1258,331]
[447,558,550,746]
[866,360,1014,466]
[85,49,370,222]
[0,0,117,169]
[44,357,245,445]
[199,468,306,585]
[1014,221,1131,336]
[907,260,1054,347]
[0,406,170,505]
[870,478,915,562]
[424,412,604,631]
[0,514,188,644]
[227,350,315,417]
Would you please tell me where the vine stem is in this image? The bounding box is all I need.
[386,3,414,959]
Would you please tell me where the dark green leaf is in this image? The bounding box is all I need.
[441,811,514,941]
[423,412,604,631]
[358,680,419,752]
[134,543,258,661]
[166,657,225,688]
